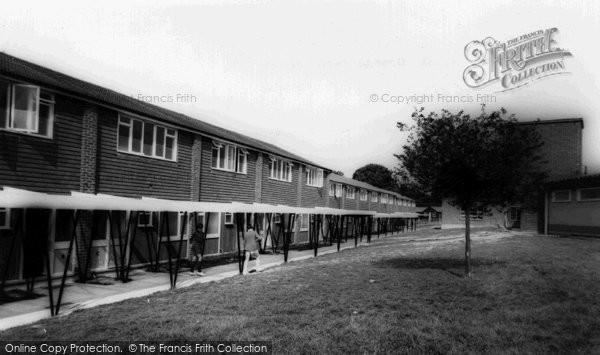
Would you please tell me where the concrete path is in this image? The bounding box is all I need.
[0,233,402,331]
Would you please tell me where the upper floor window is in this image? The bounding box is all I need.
[329,183,335,197]
[346,187,355,199]
[578,187,600,201]
[0,82,54,138]
[360,190,368,201]
[118,115,177,161]
[212,141,248,173]
[551,190,571,203]
[381,194,388,204]
[371,192,378,203]
[335,184,342,197]
[269,156,292,182]
[306,167,323,187]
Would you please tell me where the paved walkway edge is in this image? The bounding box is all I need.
[0,242,370,331]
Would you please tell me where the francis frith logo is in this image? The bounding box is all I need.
[463,28,572,91]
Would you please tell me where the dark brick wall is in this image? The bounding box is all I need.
[530,121,583,179]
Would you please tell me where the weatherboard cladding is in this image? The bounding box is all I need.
[0,94,83,194]
[198,138,256,203]
[96,107,193,200]
[0,52,327,171]
[300,170,327,208]
[261,158,299,206]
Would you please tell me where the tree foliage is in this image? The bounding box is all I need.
[397,106,547,275]
[352,164,398,192]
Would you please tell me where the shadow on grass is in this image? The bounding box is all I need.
[374,257,506,277]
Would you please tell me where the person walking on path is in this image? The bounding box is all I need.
[241,226,263,275]
[189,223,206,276]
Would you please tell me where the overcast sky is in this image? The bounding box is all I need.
[1,0,599,176]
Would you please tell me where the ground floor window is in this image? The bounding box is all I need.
[0,208,10,229]
[508,207,521,222]
[578,187,600,201]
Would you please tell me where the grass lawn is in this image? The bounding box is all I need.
[1,229,599,354]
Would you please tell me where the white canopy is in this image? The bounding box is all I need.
[1,187,416,218]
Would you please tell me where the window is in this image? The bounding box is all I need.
[269,156,292,182]
[274,214,281,224]
[211,141,248,173]
[117,115,177,160]
[306,167,324,187]
[224,212,234,225]
[329,183,335,197]
[0,82,54,138]
[0,208,9,229]
[381,194,388,204]
[578,187,600,201]
[509,207,521,221]
[389,197,394,205]
[138,211,155,227]
[300,214,309,231]
[335,184,342,197]
[346,187,355,199]
[552,190,571,202]
[371,192,378,203]
[460,208,484,221]
[360,190,367,201]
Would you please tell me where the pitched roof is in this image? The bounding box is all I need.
[0,52,328,170]
[328,173,413,200]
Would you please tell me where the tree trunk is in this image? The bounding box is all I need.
[465,212,472,277]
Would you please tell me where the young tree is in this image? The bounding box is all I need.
[397,107,546,276]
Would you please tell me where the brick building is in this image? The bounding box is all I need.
[441,118,584,232]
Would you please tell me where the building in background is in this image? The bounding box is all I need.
[441,118,584,232]
[544,174,600,237]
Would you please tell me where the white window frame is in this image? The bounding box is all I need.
[224,212,234,225]
[117,114,178,161]
[371,192,378,203]
[274,214,281,224]
[335,184,342,197]
[577,187,600,201]
[360,190,367,201]
[0,208,10,229]
[329,183,335,197]
[551,190,571,203]
[381,194,388,204]
[269,156,293,182]
[306,167,324,187]
[346,187,355,199]
[300,214,309,231]
[138,211,155,227]
[0,83,54,138]
[211,140,248,174]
